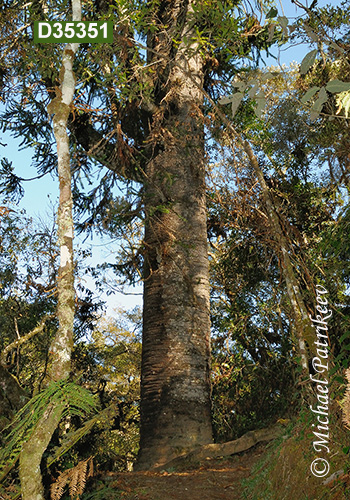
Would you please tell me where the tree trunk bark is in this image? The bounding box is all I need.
[243,140,316,376]
[19,2,81,497]
[19,403,65,500]
[135,1,213,470]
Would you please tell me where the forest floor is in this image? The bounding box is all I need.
[92,426,350,500]
[103,443,266,500]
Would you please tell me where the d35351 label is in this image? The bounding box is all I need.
[33,21,113,43]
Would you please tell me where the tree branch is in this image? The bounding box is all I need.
[1,315,52,367]
[68,114,143,182]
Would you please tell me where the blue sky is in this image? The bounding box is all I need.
[0,0,339,315]
[0,126,143,315]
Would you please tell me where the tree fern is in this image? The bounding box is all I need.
[0,381,97,482]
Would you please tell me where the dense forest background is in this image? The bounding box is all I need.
[1,0,350,498]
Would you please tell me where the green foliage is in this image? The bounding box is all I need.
[0,206,58,391]
[0,0,283,250]
[315,206,350,379]
[300,49,318,75]
[0,206,102,391]
[207,165,300,439]
[48,412,103,469]
[218,70,284,120]
[0,158,24,201]
[1,0,350,491]
[216,3,350,123]
[241,409,350,499]
[0,381,97,482]
[294,2,350,120]
[71,310,141,471]
[208,59,350,439]
[191,0,281,69]
[211,347,296,441]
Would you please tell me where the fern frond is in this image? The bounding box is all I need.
[0,381,97,483]
[69,459,87,498]
[0,481,21,500]
[47,405,114,468]
[51,457,94,500]
[48,417,96,467]
[51,469,71,500]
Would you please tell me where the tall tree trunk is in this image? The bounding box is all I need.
[135,0,213,470]
[243,140,316,377]
[19,2,80,497]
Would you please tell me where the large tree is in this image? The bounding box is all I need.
[135,0,213,468]
[0,0,275,470]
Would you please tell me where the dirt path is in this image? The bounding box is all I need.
[106,444,266,500]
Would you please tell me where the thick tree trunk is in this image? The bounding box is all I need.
[136,2,213,470]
